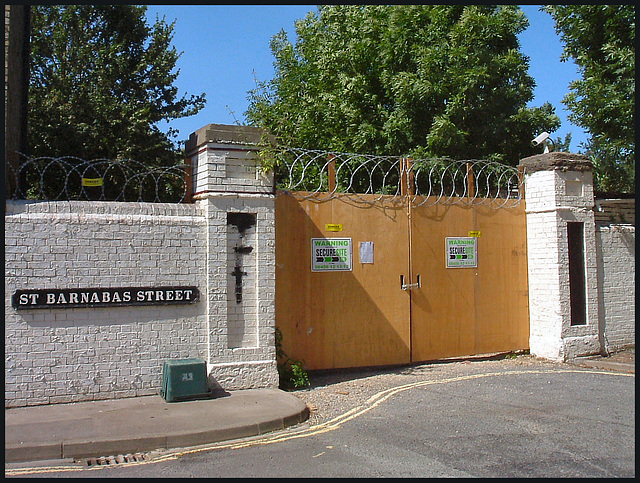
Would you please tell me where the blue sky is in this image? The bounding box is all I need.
[145,5,588,153]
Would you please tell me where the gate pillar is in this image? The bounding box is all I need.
[185,124,278,390]
[519,152,601,361]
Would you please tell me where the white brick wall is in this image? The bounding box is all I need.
[522,153,634,361]
[524,208,563,359]
[5,165,279,407]
[186,128,278,391]
[522,156,600,361]
[196,194,277,391]
[191,143,274,196]
[596,224,635,352]
[226,213,258,348]
[5,201,209,407]
[557,207,601,359]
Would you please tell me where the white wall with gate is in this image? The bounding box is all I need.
[5,124,634,408]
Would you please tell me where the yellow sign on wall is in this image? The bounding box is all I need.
[325,224,343,232]
[82,178,104,187]
[468,230,481,237]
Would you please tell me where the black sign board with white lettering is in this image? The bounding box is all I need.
[11,286,199,310]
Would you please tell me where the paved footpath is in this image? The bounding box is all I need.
[5,388,309,464]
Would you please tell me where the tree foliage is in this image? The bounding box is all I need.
[28,5,205,163]
[544,5,635,193]
[247,5,560,166]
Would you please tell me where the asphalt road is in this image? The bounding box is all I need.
[7,365,634,478]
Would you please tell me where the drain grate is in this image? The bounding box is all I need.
[80,453,149,466]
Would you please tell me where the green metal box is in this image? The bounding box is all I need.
[160,358,208,402]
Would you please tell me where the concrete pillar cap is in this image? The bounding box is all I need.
[185,124,275,154]
[518,152,592,173]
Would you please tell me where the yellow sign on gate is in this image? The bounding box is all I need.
[325,224,343,232]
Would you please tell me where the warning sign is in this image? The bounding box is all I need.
[446,237,478,268]
[82,178,103,187]
[311,238,352,272]
[325,224,343,232]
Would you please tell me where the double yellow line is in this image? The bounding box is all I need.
[6,369,631,476]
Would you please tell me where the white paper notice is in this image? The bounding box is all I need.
[359,241,374,264]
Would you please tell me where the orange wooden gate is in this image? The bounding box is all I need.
[408,198,530,362]
[275,188,529,370]
[275,193,411,369]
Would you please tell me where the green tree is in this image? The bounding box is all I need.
[552,133,572,153]
[544,5,635,193]
[247,5,560,165]
[28,5,205,163]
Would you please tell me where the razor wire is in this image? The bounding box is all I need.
[6,154,189,203]
[271,147,523,208]
[6,149,523,207]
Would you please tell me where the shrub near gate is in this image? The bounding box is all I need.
[275,327,310,390]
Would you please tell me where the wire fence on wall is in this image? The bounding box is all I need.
[271,147,524,208]
[6,148,523,208]
[6,154,189,203]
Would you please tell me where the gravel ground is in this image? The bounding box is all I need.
[289,349,634,427]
